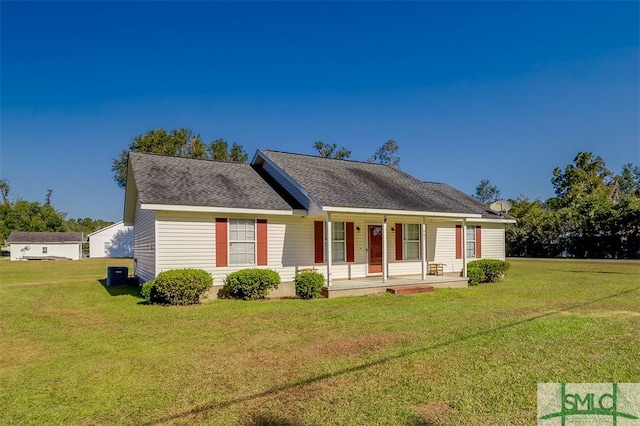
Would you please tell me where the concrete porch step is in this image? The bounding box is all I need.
[386,285,434,295]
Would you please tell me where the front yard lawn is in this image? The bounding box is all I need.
[1,258,638,425]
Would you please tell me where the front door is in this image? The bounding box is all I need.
[368,225,383,273]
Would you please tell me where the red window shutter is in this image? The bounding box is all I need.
[455,225,462,259]
[346,222,355,263]
[395,223,403,260]
[475,226,482,259]
[215,218,228,267]
[257,219,268,265]
[314,221,324,263]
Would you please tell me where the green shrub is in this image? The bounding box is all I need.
[222,269,280,300]
[294,270,325,299]
[143,269,213,305]
[141,280,155,302]
[467,259,510,284]
[467,267,486,286]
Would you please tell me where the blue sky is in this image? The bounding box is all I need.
[1,1,638,222]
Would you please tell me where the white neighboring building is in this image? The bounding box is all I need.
[6,231,84,260]
[88,221,133,258]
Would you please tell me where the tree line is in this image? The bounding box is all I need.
[474,152,640,259]
[111,127,401,188]
[0,181,114,243]
[3,126,637,259]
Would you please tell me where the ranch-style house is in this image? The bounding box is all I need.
[123,150,515,297]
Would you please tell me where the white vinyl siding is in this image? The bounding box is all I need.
[478,223,506,260]
[154,213,314,284]
[133,203,157,283]
[139,209,507,285]
[428,223,462,274]
[155,212,215,273]
[229,219,256,265]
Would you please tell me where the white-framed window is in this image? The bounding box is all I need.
[42,247,48,254]
[104,242,111,250]
[403,224,420,260]
[330,221,346,262]
[229,219,256,265]
[466,225,476,258]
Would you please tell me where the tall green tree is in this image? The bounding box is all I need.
[45,189,53,206]
[67,217,115,236]
[0,178,10,204]
[551,152,617,258]
[508,152,639,259]
[506,196,568,258]
[474,179,501,204]
[208,139,249,163]
[313,141,351,159]
[112,128,248,189]
[0,199,69,242]
[368,139,400,167]
[616,163,640,198]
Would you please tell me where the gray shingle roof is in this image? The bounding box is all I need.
[6,232,84,244]
[128,152,300,211]
[258,150,508,219]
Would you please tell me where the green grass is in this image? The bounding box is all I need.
[1,258,639,425]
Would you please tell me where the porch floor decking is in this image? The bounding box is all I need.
[323,274,468,298]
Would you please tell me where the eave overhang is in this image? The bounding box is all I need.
[140,203,307,217]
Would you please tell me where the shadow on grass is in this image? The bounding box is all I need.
[246,411,439,426]
[144,286,640,425]
[408,416,447,426]
[246,414,303,426]
[98,278,144,299]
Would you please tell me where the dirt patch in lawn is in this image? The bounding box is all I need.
[415,401,456,425]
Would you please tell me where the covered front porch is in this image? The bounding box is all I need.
[317,211,481,288]
[322,273,468,298]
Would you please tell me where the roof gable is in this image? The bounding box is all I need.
[256,150,508,219]
[86,221,130,238]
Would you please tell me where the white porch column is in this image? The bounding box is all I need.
[326,213,333,287]
[462,218,468,277]
[421,217,427,281]
[382,216,388,283]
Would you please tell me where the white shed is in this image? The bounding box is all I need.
[6,231,84,260]
[87,221,133,258]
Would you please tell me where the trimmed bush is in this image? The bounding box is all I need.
[467,267,486,286]
[467,259,510,284]
[294,270,325,299]
[141,280,155,302]
[142,269,213,305]
[222,269,281,300]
